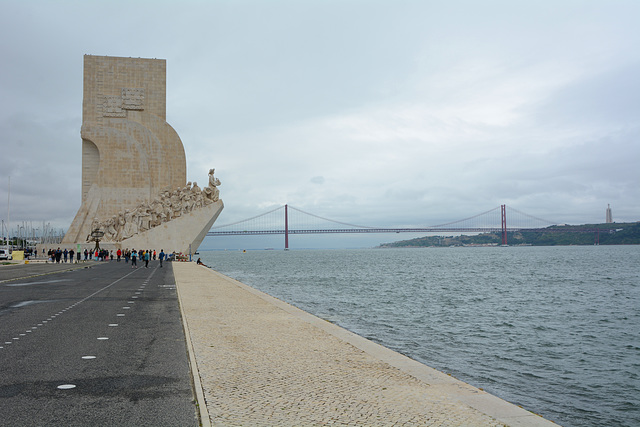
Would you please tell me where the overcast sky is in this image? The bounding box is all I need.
[1,0,639,249]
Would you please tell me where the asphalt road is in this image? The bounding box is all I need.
[0,261,199,426]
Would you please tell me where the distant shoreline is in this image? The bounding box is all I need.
[378,221,640,248]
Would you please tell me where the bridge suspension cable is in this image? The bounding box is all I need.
[210,205,284,230]
[428,206,501,229]
[505,206,558,227]
[287,205,378,229]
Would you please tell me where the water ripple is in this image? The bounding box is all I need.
[203,245,640,427]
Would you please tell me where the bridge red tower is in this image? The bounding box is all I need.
[285,204,289,250]
[501,204,507,246]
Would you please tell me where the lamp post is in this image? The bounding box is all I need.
[90,228,105,252]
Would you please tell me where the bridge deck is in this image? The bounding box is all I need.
[174,263,555,426]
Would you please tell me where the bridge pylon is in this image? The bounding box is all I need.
[285,204,289,250]
[501,204,507,246]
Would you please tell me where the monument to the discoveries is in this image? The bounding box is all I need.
[62,55,223,253]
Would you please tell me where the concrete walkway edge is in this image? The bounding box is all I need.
[175,262,557,426]
[175,265,212,427]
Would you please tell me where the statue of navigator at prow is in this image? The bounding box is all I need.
[204,168,221,203]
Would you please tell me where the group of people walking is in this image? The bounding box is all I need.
[45,247,171,267]
[118,248,167,268]
[46,248,116,262]
[47,248,75,263]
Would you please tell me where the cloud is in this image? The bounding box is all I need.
[1,0,639,248]
[310,176,325,185]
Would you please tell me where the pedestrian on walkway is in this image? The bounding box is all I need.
[69,249,75,263]
[144,250,150,268]
[63,249,68,263]
[159,249,165,267]
[131,249,138,268]
[117,248,121,262]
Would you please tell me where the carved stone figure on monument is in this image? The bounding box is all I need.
[150,198,164,227]
[202,186,214,204]
[192,182,204,209]
[86,217,100,242]
[116,213,127,241]
[164,198,173,222]
[205,168,221,203]
[122,209,138,240]
[105,216,118,241]
[181,186,193,213]
[191,181,201,196]
[137,204,152,232]
[208,169,221,188]
[172,191,183,218]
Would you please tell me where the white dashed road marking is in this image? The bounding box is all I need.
[57,384,76,390]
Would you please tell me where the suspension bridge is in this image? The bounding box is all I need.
[207,204,579,249]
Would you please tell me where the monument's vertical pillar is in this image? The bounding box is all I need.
[63,55,187,244]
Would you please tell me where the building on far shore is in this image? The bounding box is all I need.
[606,204,613,223]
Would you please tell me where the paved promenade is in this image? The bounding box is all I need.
[173,263,557,427]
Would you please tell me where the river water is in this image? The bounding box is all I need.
[199,245,640,426]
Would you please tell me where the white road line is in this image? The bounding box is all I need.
[2,268,140,349]
[57,384,76,390]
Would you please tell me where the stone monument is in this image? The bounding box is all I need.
[62,55,223,253]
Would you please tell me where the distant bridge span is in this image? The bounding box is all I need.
[205,204,599,249]
[208,227,506,235]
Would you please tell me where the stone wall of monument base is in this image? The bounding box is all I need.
[43,200,223,256]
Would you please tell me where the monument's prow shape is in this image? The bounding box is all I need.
[62,55,223,253]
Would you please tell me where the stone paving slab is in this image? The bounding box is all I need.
[173,262,557,427]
